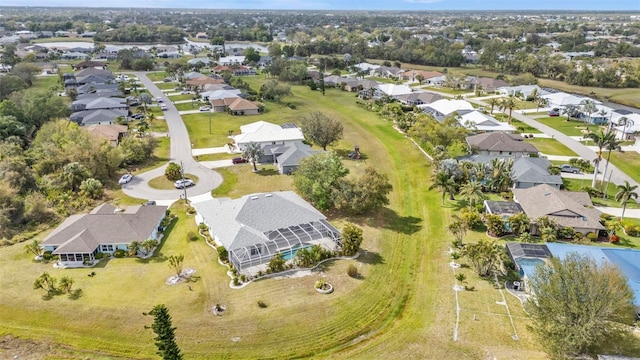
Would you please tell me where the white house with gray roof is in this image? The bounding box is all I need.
[194,192,342,275]
[41,203,167,267]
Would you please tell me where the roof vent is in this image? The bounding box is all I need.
[250,196,259,200]
[582,216,587,221]
[543,192,551,196]
[265,194,272,198]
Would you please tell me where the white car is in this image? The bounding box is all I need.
[199,106,211,112]
[181,90,191,94]
[118,173,133,185]
[174,179,195,189]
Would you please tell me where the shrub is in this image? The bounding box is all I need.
[240,274,246,282]
[95,252,106,260]
[164,162,182,181]
[257,300,268,308]
[573,232,584,242]
[113,249,126,258]
[286,102,296,109]
[187,231,198,241]
[558,227,576,239]
[314,279,326,289]
[609,234,620,244]
[233,276,239,286]
[217,246,228,263]
[586,232,598,242]
[42,251,53,261]
[186,206,196,215]
[347,264,359,278]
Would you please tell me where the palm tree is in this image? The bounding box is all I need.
[584,129,616,188]
[540,226,557,243]
[242,141,264,172]
[139,93,152,114]
[580,99,598,126]
[429,171,457,205]
[24,239,43,258]
[58,276,75,294]
[489,158,513,192]
[563,104,578,121]
[499,96,518,125]
[459,181,485,208]
[615,181,639,220]
[168,254,184,277]
[141,239,159,255]
[128,241,141,256]
[486,97,500,114]
[146,112,156,132]
[33,272,57,293]
[600,131,621,192]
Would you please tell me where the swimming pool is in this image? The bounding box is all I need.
[280,244,310,261]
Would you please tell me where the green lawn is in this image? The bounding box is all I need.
[147,71,169,81]
[608,151,640,184]
[1,80,612,359]
[156,82,177,90]
[525,138,578,156]
[563,177,640,209]
[196,152,235,161]
[427,86,471,96]
[148,174,199,190]
[168,94,194,101]
[509,118,542,134]
[534,117,591,137]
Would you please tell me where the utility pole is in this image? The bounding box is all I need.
[180,161,187,202]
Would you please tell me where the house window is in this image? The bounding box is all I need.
[60,254,67,261]
[250,247,262,256]
[100,244,114,252]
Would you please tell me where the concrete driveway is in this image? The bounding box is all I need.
[121,72,222,202]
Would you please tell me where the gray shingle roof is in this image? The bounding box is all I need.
[276,142,315,166]
[511,157,563,186]
[466,132,539,154]
[195,191,329,251]
[512,184,603,230]
[42,204,168,254]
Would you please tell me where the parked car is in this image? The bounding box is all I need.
[560,164,580,174]
[145,200,156,206]
[181,90,191,94]
[161,104,168,111]
[130,113,145,120]
[232,157,247,164]
[156,96,163,103]
[548,108,560,117]
[163,78,172,82]
[118,173,133,185]
[199,106,211,112]
[174,179,195,189]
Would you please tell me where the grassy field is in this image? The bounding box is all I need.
[563,177,640,210]
[511,118,542,134]
[5,77,631,359]
[609,150,640,184]
[525,138,578,156]
[534,117,591,137]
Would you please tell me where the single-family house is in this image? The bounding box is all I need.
[194,191,342,276]
[184,72,207,80]
[353,62,380,74]
[257,56,272,68]
[459,155,562,189]
[70,108,128,126]
[396,92,443,106]
[512,184,604,235]
[95,52,118,61]
[157,51,181,59]
[61,52,89,60]
[497,85,546,100]
[41,203,167,267]
[84,124,128,146]
[227,98,261,115]
[195,32,208,39]
[188,57,212,66]
[474,77,509,93]
[187,77,226,88]
[465,132,539,157]
[419,99,474,120]
[232,121,305,151]
[373,66,404,79]
[457,110,515,133]
[218,56,246,66]
[73,61,107,70]
[401,70,443,83]
[373,84,413,99]
[71,97,128,112]
[611,112,640,140]
[542,92,600,109]
[203,89,242,102]
[346,79,378,93]
[261,141,317,174]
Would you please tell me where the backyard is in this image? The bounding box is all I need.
[533,116,591,137]
[2,77,624,359]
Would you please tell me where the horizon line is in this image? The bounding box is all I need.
[0,6,638,11]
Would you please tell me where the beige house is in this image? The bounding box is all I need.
[466,132,539,157]
[512,184,604,236]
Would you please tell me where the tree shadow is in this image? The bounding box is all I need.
[41,289,62,301]
[380,208,422,235]
[357,250,384,266]
[92,258,111,268]
[616,237,637,249]
[68,289,83,300]
[185,275,201,283]
[257,168,279,176]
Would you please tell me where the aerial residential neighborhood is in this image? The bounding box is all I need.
[1,3,640,360]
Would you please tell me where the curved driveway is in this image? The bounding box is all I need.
[121,72,222,201]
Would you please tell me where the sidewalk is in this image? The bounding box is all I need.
[192,146,230,156]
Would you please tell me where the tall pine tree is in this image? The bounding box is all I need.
[146,304,183,360]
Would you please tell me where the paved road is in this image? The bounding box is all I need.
[121,72,222,201]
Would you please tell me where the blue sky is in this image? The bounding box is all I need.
[7,0,640,10]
